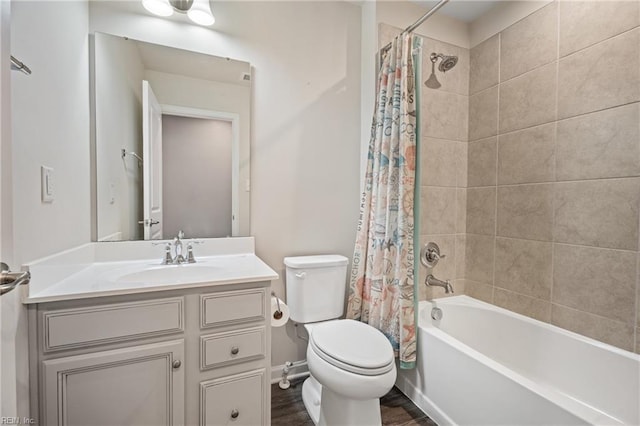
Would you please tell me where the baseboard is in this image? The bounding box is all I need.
[271,361,310,384]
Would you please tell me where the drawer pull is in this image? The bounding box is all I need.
[230,346,239,356]
[230,409,239,419]
[172,359,182,369]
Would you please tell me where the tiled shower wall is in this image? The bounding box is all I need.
[464,1,640,353]
[378,23,470,301]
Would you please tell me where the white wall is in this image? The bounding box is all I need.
[94,32,144,241]
[10,0,91,417]
[162,115,232,238]
[89,1,362,366]
[12,1,91,266]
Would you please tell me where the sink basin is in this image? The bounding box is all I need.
[115,264,220,285]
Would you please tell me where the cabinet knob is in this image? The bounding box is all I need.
[230,346,239,356]
[172,360,182,369]
[230,409,239,419]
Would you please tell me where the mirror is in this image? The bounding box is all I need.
[93,32,251,241]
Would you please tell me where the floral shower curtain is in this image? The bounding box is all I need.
[347,33,418,369]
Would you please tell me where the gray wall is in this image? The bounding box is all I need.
[465,1,640,353]
[162,115,232,238]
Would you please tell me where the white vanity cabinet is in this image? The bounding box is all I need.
[28,282,271,426]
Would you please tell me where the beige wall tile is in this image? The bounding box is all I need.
[497,184,554,241]
[456,189,467,234]
[470,34,499,95]
[421,186,457,234]
[554,178,640,250]
[423,89,469,141]
[469,86,498,141]
[499,62,557,134]
[464,279,494,303]
[553,244,637,324]
[637,252,640,328]
[456,142,468,188]
[551,304,635,352]
[422,138,459,187]
[464,234,495,283]
[558,29,640,119]
[559,0,640,57]
[500,2,558,81]
[556,103,640,181]
[498,123,555,185]
[466,187,496,236]
[494,237,552,300]
[422,36,470,96]
[378,23,400,49]
[455,234,466,278]
[467,137,497,187]
[494,289,552,322]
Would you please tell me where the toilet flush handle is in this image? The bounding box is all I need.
[295,272,306,279]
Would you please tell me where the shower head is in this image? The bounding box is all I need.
[425,52,458,89]
[439,55,458,72]
[430,52,459,73]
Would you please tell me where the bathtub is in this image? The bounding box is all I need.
[395,295,640,425]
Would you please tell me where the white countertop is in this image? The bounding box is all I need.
[22,238,278,304]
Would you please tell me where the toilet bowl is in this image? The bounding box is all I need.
[284,255,397,425]
[303,319,397,426]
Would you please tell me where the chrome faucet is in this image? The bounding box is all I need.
[172,230,186,264]
[426,274,454,294]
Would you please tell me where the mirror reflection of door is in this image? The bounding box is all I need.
[162,114,232,238]
[142,80,164,240]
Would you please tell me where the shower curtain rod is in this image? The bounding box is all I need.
[380,0,450,54]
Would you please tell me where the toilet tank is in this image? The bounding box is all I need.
[284,255,349,323]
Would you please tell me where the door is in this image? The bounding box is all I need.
[142,80,163,240]
[43,340,185,426]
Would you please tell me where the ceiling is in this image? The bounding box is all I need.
[410,0,500,22]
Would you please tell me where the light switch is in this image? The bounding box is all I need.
[41,166,54,203]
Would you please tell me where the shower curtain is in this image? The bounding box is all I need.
[347,33,419,369]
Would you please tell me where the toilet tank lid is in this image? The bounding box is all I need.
[284,255,348,269]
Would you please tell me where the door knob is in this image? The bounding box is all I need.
[230,347,239,356]
[230,409,239,419]
[0,263,30,296]
[172,360,181,369]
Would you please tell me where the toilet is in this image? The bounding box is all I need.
[284,255,397,426]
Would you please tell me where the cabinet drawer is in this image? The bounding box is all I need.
[200,288,265,328]
[200,369,266,426]
[42,298,184,352]
[200,326,265,370]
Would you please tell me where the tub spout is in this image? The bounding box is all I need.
[426,274,453,294]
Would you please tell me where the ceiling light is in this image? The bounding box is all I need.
[187,0,215,26]
[142,0,174,17]
[142,0,215,26]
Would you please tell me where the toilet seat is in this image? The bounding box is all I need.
[309,319,395,376]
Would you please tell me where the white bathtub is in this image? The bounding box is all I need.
[396,295,640,426]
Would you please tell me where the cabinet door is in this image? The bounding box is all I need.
[200,369,266,426]
[42,340,184,426]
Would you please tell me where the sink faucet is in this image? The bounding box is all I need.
[172,230,186,264]
[426,274,454,294]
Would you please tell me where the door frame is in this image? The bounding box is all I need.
[160,105,240,237]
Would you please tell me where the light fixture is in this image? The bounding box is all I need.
[142,0,215,26]
[187,0,215,26]
[142,0,174,17]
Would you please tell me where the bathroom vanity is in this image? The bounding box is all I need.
[22,237,277,426]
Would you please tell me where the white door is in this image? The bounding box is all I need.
[142,80,163,240]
